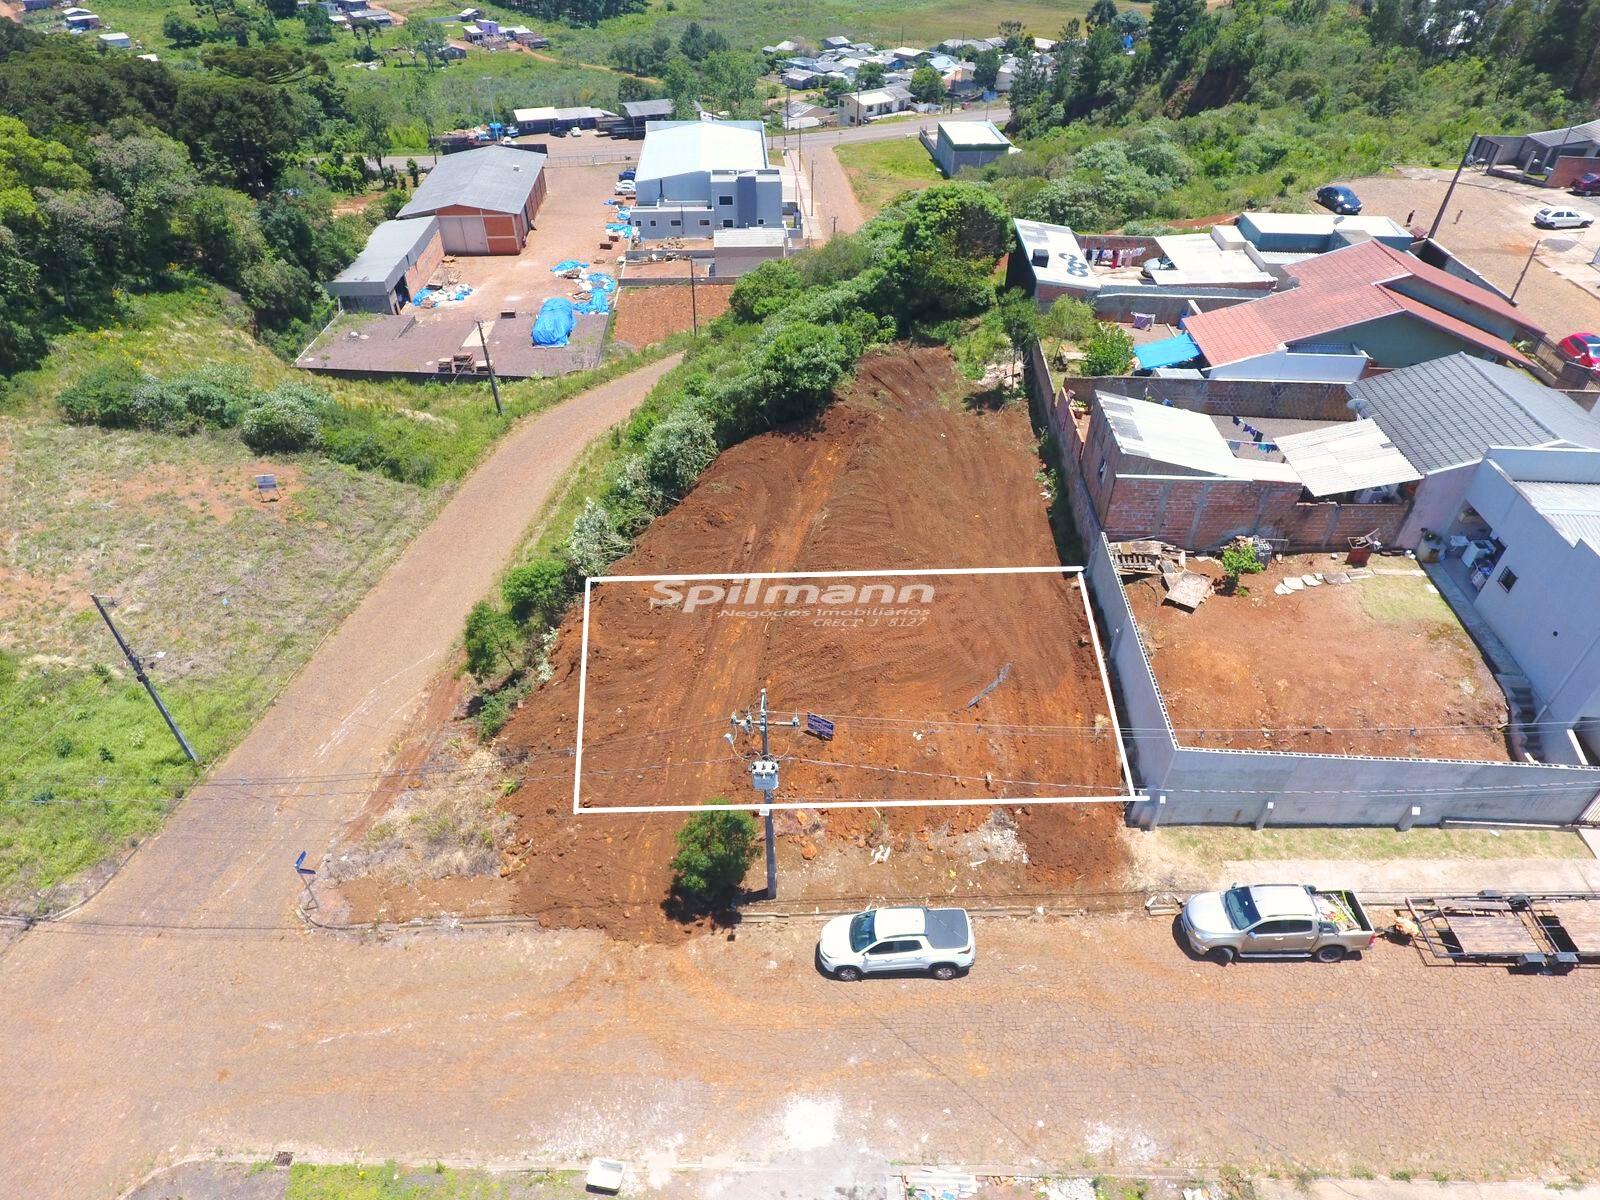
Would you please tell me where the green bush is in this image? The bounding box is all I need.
[463,601,520,682]
[567,499,631,578]
[239,382,326,452]
[57,361,149,428]
[727,258,804,323]
[638,404,718,501]
[1220,540,1266,592]
[1043,296,1099,344]
[318,405,444,484]
[501,556,571,627]
[1079,323,1135,376]
[670,805,759,903]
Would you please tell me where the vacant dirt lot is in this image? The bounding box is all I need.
[1128,557,1513,760]
[361,347,1126,939]
[611,281,734,348]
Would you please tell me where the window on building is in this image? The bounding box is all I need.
[757,218,765,225]
[722,219,733,228]
[670,219,681,227]
[699,219,709,226]
[1499,567,1518,592]
[718,195,733,205]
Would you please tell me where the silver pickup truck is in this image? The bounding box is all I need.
[816,906,975,981]
[1181,884,1375,964]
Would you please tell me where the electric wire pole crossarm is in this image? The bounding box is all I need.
[726,687,799,899]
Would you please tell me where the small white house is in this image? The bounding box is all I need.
[96,30,132,48]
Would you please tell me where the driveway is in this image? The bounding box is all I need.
[3,914,1599,1199]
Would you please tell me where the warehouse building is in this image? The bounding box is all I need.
[324,218,444,314]
[630,121,787,241]
[927,120,1013,176]
[395,145,547,255]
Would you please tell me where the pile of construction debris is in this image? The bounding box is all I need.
[1111,539,1211,612]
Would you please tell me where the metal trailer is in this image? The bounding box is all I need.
[1405,891,1600,973]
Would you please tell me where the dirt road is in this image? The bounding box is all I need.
[4,915,1598,1200]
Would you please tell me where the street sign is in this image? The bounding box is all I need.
[806,713,835,740]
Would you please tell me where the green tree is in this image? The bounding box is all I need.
[996,287,1040,368]
[729,258,803,322]
[501,557,571,626]
[973,48,1002,91]
[670,805,758,903]
[1079,323,1134,375]
[302,3,333,43]
[163,12,207,46]
[909,65,945,103]
[463,602,520,681]
[174,75,301,194]
[856,60,887,89]
[1087,0,1119,29]
[1148,0,1204,73]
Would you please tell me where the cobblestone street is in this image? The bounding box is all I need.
[4,913,1598,1199]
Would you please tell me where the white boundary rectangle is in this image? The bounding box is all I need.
[573,566,1139,814]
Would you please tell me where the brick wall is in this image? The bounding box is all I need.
[1062,375,1355,421]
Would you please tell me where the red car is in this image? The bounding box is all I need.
[1559,332,1600,371]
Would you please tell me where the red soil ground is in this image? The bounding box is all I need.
[490,347,1129,940]
[1125,555,1513,761]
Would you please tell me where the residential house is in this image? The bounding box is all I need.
[1471,120,1600,188]
[781,67,819,89]
[927,120,1013,176]
[838,84,912,127]
[821,35,853,49]
[95,30,131,47]
[1345,353,1600,548]
[62,8,101,30]
[780,99,829,131]
[888,46,924,64]
[761,40,797,55]
[1008,218,1099,302]
[1074,391,1419,550]
[325,218,445,314]
[607,98,675,139]
[1181,239,1544,383]
[1144,212,1412,290]
[512,106,558,133]
[1437,446,1600,762]
[631,120,789,240]
[395,145,547,254]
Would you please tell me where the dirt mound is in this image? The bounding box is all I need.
[496,347,1129,941]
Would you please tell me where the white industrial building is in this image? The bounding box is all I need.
[630,121,794,241]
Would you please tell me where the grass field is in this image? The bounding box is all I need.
[835,136,945,215]
[0,288,671,915]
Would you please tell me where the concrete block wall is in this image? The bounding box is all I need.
[1083,532,1600,827]
[1062,376,1355,421]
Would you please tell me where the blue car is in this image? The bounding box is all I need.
[618,168,636,182]
[1316,184,1363,215]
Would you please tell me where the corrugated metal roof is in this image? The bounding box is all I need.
[1527,119,1600,148]
[1098,393,1299,482]
[622,98,674,119]
[1275,418,1421,496]
[636,120,767,182]
[1348,354,1600,473]
[1513,480,1600,547]
[396,146,544,218]
[938,119,1010,148]
[329,217,439,292]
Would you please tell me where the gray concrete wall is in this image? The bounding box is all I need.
[1083,533,1600,827]
[1059,375,1355,421]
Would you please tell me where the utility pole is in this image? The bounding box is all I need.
[1511,237,1542,303]
[1428,139,1475,240]
[475,319,503,416]
[90,594,198,764]
[729,688,799,899]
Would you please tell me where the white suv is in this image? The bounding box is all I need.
[816,906,974,981]
[1534,206,1594,230]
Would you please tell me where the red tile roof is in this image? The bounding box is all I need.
[1183,239,1540,369]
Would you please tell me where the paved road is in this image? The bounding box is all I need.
[379,106,1011,173]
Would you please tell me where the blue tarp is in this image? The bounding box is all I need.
[573,271,616,315]
[532,297,576,346]
[550,259,589,274]
[1133,331,1200,371]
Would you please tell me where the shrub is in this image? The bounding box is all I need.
[727,258,804,323]
[319,405,444,484]
[239,382,326,452]
[1079,323,1135,376]
[1042,296,1099,344]
[463,601,520,682]
[1220,540,1266,592]
[57,361,149,428]
[752,321,854,425]
[670,805,759,902]
[501,556,571,627]
[567,499,631,578]
[638,404,718,501]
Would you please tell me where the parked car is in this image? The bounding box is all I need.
[617,168,636,181]
[1181,884,1376,964]
[615,179,636,195]
[1569,173,1600,197]
[549,126,569,138]
[1558,332,1600,371]
[1315,184,1363,215]
[1534,205,1594,229]
[816,906,974,981]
